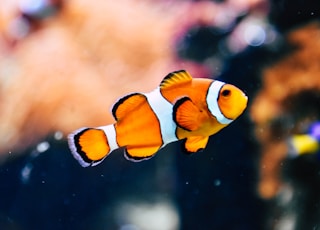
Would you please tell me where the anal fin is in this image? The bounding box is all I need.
[182,136,209,154]
[124,145,160,162]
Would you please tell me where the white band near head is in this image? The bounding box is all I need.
[207,80,233,124]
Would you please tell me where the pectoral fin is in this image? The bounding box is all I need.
[173,97,202,131]
[182,136,209,154]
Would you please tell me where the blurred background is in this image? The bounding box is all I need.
[0,0,320,229]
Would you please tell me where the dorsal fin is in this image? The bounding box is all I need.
[112,93,147,121]
[160,70,193,89]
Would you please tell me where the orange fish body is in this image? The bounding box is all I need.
[68,70,248,167]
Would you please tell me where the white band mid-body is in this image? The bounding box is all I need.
[206,80,233,125]
[144,88,178,146]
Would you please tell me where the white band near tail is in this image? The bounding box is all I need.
[206,80,233,125]
[99,124,119,151]
[144,88,178,146]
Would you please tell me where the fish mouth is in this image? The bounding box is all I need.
[238,94,249,115]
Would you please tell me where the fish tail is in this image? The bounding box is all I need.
[68,126,115,167]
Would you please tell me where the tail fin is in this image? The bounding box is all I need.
[68,127,111,167]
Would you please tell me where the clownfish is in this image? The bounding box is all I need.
[68,70,248,167]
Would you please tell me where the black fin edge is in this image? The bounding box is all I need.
[112,93,142,121]
[73,128,93,164]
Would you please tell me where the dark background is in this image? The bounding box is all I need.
[1,0,320,229]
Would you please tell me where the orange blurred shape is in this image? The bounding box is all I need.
[251,21,320,199]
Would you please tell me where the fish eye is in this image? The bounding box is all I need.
[221,89,231,97]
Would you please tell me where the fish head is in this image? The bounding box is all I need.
[217,84,248,121]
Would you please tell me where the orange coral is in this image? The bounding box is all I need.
[0,0,189,159]
[0,0,267,161]
[251,21,320,199]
